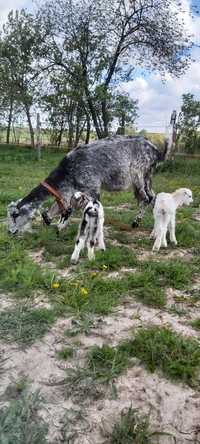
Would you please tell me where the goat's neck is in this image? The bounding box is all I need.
[172,191,185,209]
[17,184,50,210]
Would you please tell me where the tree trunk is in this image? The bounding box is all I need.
[25,104,35,148]
[85,114,90,144]
[121,113,125,135]
[6,99,13,144]
[101,98,109,137]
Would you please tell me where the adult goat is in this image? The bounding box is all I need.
[7,135,169,234]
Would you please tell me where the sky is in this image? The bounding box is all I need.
[0,0,200,132]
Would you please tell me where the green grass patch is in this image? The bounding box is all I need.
[0,306,56,344]
[130,326,200,386]
[0,389,49,444]
[85,326,200,387]
[87,344,130,382]
[176,220,200,247]
[141,259,193,289]
[134,286,166,308]
[83,245,137,271]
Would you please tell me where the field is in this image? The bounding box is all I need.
[1,144,200,443]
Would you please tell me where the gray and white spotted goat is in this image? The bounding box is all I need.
[7,135,170,235]
[70,191,105,264]
[151,188,193,252]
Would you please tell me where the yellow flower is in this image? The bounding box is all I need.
[52,282,60,289]
[80,287,88,297]
[102,264,108,270]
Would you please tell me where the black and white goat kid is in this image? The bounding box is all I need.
[70,192,105,264]
[7,136,170,235]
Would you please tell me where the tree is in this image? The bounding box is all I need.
[0,10,47,147]
[40,0,192,138]
[177,94,200,152]
[113,93,138,135]
[40,72,90,147]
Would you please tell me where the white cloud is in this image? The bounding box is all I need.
[0,0,32,25]
[121,1,200,132]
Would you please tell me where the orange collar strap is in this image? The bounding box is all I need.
[41,181,66,211]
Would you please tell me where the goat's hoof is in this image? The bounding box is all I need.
[132,220,139,228]
[70,258,78,265]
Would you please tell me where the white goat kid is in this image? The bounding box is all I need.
[151,188,193,252]
[70,192,105,264]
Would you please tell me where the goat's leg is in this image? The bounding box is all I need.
[132,174,153,228]
[132,200,147,227]
[152,226,163,252]
[87,239,95,261]
[96,210,106,251]
[57,207,73,231]
[169,216,177,245]
[71,237,86,264]
[70,217,88,264]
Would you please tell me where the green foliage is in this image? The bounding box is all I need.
[0,390,49,444]
[113,93,138,135]
[177,93,200,152]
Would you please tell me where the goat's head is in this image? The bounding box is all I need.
[177,188,193,207]
[7,200,33,234]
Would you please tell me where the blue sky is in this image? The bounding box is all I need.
[0,0,200,132]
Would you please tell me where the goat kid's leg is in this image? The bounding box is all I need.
[71,216,88,264]
[169,216,177,245]
[71,237,86,264]
[87,240,95,261]
[96,211,106,251]
[152,229,163,251]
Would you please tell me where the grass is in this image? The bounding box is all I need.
[87,344,130,382]
[83,245,138,271]
[0,389,49,444]
[103,407,160,444]
[130,326,200,386]
[57,346,74,360]
[141,259,194,289]
[84,326,200,387]
[134,286,166,308]
[0,306,56,344]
